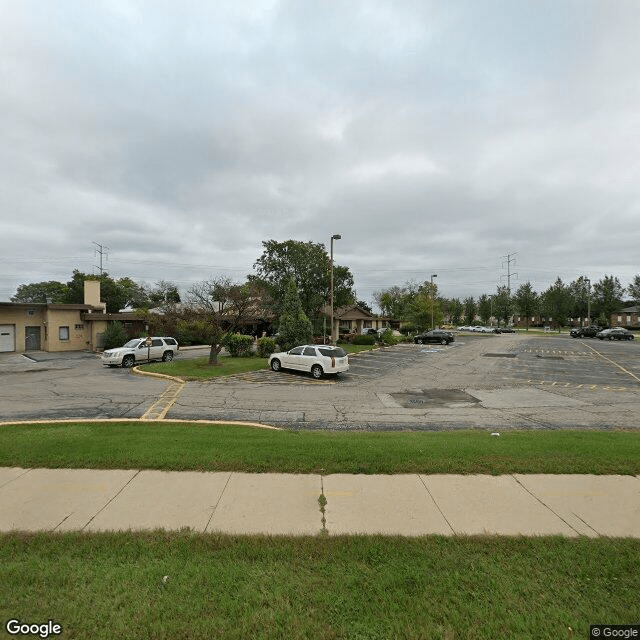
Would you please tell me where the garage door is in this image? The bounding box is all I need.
[0,325,15,352]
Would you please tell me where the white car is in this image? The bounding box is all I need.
[269,344,349,379]
[102,337,179,367]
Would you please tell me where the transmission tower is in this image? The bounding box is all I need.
[501,252,518,295]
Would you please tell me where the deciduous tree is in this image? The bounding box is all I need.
[250,240,355,321]
[492,286,512,326]
[463,297,476,325]
[187,277,263,365]
[541,278,572,330]
[514,282,538,330]
[11,281,68,303]
[592,275,625,322]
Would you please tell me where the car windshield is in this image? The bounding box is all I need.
[318,347,347,358]
[122,339,141,348]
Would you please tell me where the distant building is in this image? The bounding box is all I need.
[0,281,110,353]
[610,306,640,329]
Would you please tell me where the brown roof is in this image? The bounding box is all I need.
[323,303,375,320]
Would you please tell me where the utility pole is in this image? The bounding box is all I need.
[430,274,437,329]
[330,234,341,344]
[501,252,518,295]
[93,242,109,275]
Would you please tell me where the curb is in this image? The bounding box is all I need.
[0,418,282,430]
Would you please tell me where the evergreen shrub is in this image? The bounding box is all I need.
[102,321,128,350]
[224,333,254,357]
[257,337,276,358]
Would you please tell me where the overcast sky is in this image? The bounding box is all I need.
[1,1,639,309]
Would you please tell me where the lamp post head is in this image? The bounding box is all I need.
[332,234,341,240]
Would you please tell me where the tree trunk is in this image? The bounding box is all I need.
[208,343,223,366]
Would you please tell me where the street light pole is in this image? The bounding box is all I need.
[330,234,341,344]
[430,274,437,329]
[586,278,591,326]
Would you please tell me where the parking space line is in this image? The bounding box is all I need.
[525,379,636,392]
[581,342,640,385]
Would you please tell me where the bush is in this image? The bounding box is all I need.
[175,319,213,346]
[399,323,419,335]
[223,333,254,357]
[380,329,399,345]
[102,321,129,350]
[257,336,276,358]
[352,335,376,345]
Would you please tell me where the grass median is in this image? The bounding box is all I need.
[2,531,638,640]
[1,422,639,474]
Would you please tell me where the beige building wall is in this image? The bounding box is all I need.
[0,306,47,352]
[45,308,91,352]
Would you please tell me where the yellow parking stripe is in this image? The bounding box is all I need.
[142,381,186,420]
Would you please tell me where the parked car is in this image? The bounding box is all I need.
[268,344,349,379]
[570,325,602,338]
[101,337,179,367]
[414,330,455,345]
[495,326,516,333]
[596,328,635,341]
[362,328,379,336]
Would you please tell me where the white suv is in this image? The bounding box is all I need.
[268,344,349,379]
[102,337,179,368]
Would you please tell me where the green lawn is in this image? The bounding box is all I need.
[140,355,269,379]
[1,422,639,474]
[2,531,638,640]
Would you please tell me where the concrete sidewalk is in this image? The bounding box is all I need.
[1,468,639,537]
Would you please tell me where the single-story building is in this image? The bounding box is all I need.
[0,281,110,353]
[321,304,395,337]
[610,306,640,329]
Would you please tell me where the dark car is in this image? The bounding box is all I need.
[493,327,516,333]
[414,330,455,345]
[596,328,634,341]
[570,325,602,338]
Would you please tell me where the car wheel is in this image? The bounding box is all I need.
[122,355,135,368]
[311,364,323,379]
[270,358,281,372]
[440,338,447,345]
[416,338,423,344]
[162,351,174,362]
[609,336,614,341]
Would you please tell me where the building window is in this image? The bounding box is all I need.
[75,324,84,330]
[59,326,70,341]
[28,309,36,316]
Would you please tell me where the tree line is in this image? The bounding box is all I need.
[375,274,640,330]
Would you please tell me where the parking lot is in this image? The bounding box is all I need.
[1,334,639,430]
